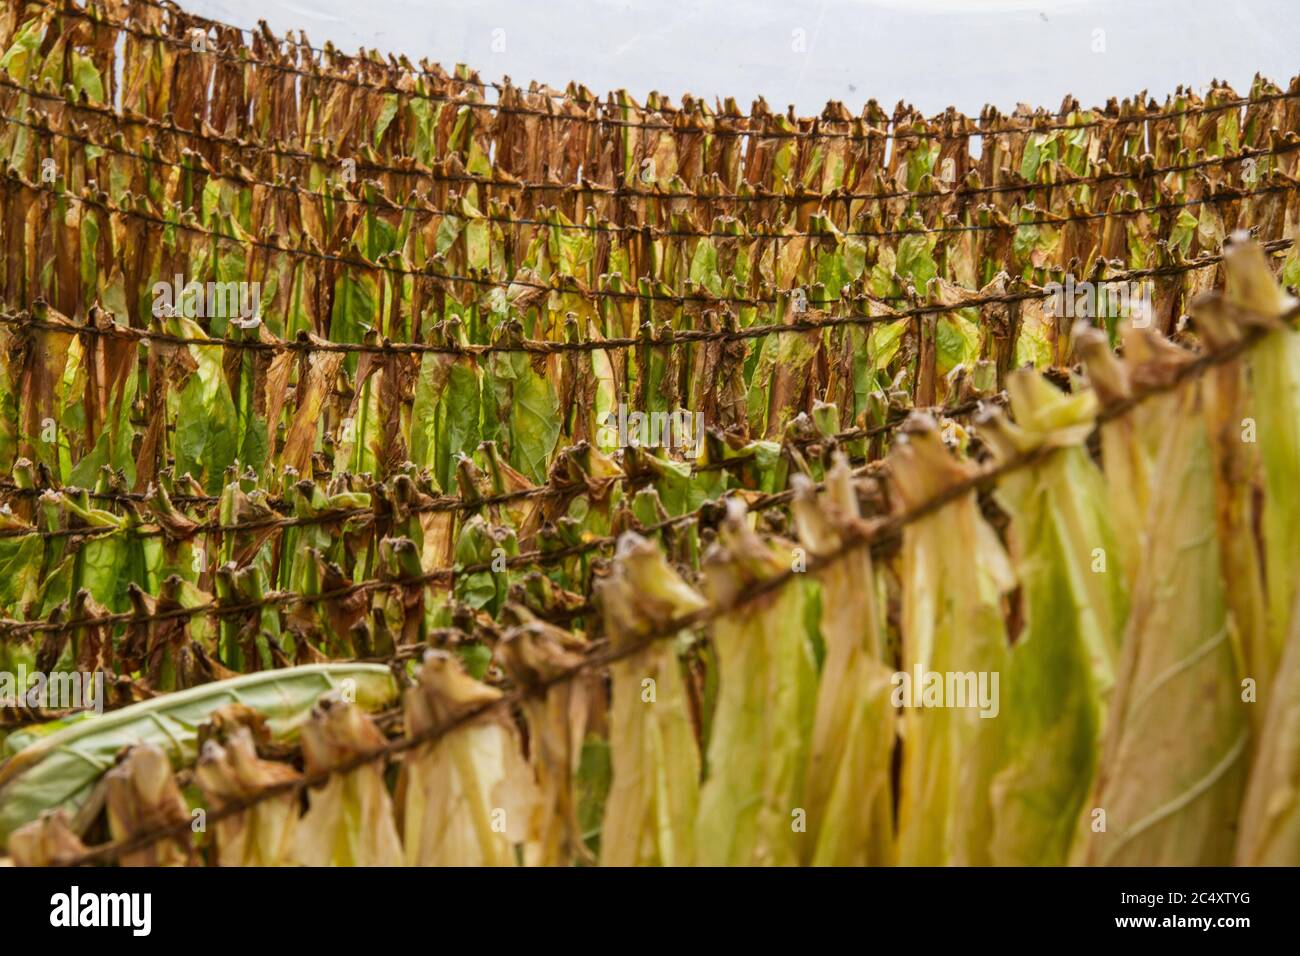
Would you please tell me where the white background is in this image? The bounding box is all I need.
[183,0,1295,117]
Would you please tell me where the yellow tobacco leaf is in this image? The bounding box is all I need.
[293,694,404,866]
[595,532,708,866]
[792,454,895,866]
[398,650,535,866]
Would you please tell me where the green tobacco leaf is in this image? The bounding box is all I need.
[410,354,481,491]
[896,233,937,288]
[0,664,400,848]
[982,372,1125,865]
[1078,386,1247,866]
[689,239,723,296]
[695,505,816,866]
[891,422,1011,866]
[70,51,104,103]
[793,460,894,866]
[597,535,707,866]
[936,315,979,376]
[0,17,45,82]
[169,318,238,493]
[0,534,43,617]
[1235,601,1300,864]
[331,272,380,345]
[374,94,399,144]
[491,352,559,483]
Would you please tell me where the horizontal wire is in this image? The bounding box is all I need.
[8,108,1300,237]
[0,475,767,638]
[54,296,1289,867]
[0,391,1001,636]
[123,0,1285,149]
[8,71,1300,206]
[0,481,542,528]
[0,392,998,542]
[44,1,1300,143]
[9,173,1290,317]
[3,258,1287,631]
[0,403,996,633]
[52,1,888,140]
[1,237,1288,361]
[115,0,596,100]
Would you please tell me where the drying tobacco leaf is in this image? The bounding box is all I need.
[889,415,1011,866]
[980,370,1121,865]
[1224,235,1300,680]
[104,743,194,867]
[1190,290,1272,711]
[498,617,593,865]
[1078,339,1247,866]
[293,693,404,866]
[1074,322,1180,590]
[397,650,535,866]
[594,531,707,866]
[695,499,815,866]
[791,455,895,866]
[7,808,89,867]
[1235,592,1300,865]
[193,710,302,867]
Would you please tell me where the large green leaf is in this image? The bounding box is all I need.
[0,664,400,848]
